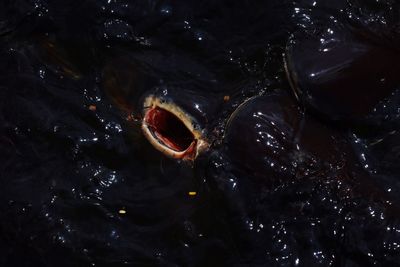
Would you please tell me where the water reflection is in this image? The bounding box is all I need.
[0,0,400,266]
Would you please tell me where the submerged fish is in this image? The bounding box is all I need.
[223,90,346,184]
[284,15,400,124]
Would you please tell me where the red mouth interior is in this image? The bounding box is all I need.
[145,107,195,152]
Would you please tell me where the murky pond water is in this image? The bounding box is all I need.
[1,0,400,266]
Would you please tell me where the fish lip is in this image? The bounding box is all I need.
[141,95,209,161]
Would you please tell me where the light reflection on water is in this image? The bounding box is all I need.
[0,0,399,266]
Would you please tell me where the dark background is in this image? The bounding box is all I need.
[0,0,400,266]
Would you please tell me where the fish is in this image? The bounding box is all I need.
[223,90,346,185]
[284,17,400,124]
[102,49,248,161]
[141,86,216,161]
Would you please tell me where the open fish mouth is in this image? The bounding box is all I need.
[142,95,209,161]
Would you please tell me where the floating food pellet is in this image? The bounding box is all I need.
[118,209,126,214]
[223,95,230,102]
[89,105,97,111]
[188,192,197,196]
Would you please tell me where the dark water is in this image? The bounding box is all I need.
[1,0,400,266]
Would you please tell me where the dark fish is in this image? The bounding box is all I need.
[141,85,224,161]
[102,50,235,161]
[284,19,400,123]
[223,90,349,186]
[221,89,398,214]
